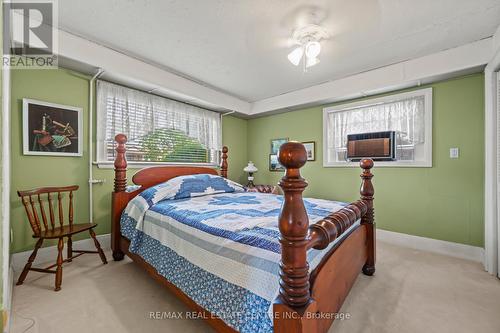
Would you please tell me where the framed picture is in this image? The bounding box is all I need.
[269,154,285,171]
[23,98,83,156]
[270,138,288,155]
[302,141,316,161]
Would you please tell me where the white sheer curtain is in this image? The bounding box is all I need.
[96,80,222,164]
[330,96,425,149]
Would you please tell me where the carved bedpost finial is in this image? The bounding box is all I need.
[277,141,311,308]
[114,134,128,193]
[220,146,228,178]
[359,158,376,276]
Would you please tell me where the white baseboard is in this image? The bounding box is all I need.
[10,230,484,267]
[11,233,111,273]
[377,229,484,263]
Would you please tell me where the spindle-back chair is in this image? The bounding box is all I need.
[17,185,107,291]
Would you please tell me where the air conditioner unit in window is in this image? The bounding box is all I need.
[347,131,396,161]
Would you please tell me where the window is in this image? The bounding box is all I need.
[323,88,432,167]
[96,81,222,166]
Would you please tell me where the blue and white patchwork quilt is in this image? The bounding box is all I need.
[120,174,359,332]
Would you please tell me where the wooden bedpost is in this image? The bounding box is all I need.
[276,142,310,307]
[360,158,375,276]
[111,134,128,261]
[273,141,318,333]
[220,146,228,178]
[114,134,128,192]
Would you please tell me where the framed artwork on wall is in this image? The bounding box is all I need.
[269,154,285,171]
[302,141,316,161]
[23,98,83,156]
[270,138,288,155]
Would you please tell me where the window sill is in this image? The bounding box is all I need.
[323,161,432,168]
[94,161,219,169]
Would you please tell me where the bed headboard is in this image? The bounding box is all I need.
[132,167,219,190]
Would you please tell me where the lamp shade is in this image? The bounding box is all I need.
[243,161,258,173]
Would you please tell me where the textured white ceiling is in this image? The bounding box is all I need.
[58,0,500,102]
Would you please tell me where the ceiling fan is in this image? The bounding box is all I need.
[287,24,329,72]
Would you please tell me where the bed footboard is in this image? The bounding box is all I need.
[273,142,375,333]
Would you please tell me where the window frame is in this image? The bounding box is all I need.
[322,88,433,168]
[95,82,223,169]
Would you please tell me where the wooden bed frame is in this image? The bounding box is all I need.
[111,134,375,333]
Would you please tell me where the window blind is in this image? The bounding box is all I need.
[96,80,222,165]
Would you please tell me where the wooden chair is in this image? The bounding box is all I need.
[16,185,107,291]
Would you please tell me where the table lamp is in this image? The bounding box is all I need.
[243,161,258,187]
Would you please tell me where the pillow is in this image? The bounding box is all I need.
[172,174,245,200]
[139,174,245,205]
[126,184,142,193]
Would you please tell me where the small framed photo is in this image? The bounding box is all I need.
[270,138,288,155]
[23,98,83,156]
[269,154,285,171]
[302,141,316,161]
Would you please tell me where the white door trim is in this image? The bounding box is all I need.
[2,62,12,331]
[484,30,500,276]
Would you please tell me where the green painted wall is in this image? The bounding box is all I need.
[248,74,485,247]
[10,69,248,253]
[220,115,248,185]
[11,69,91,252]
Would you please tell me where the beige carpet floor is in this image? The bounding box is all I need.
[10,241,500,333]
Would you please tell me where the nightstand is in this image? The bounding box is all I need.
[245,184,282,194]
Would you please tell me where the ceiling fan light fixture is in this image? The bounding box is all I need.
[287,24,329,71]
[287,46,304,66]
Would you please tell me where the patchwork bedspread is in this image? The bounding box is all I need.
[121,180,358,333]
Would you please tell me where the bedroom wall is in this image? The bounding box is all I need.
[9,68,248,253]
[247,73,485,247]
[9,69,485,251]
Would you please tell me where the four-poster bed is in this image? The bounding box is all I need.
[111,133,375,333]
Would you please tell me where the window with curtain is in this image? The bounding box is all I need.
[96,80,222,166]
[323,88,432,167]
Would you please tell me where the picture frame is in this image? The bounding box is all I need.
[269,154,285,171]
[270,138,288,155]
[302,141,316,161]
[23,98,83,156]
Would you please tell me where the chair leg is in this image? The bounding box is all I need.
[16,238,43,286]
[89,229,107,264]
[55,237,64,291]
[67,236,73,262]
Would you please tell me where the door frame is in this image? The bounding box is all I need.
[484,43,500,276]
